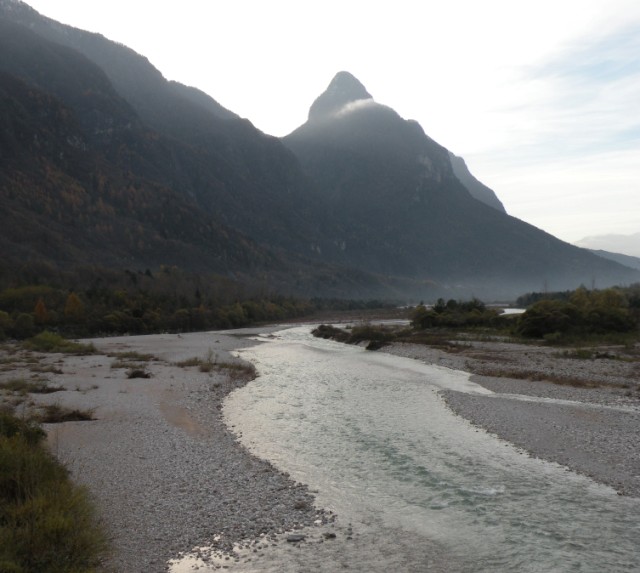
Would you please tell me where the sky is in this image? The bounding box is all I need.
[24,0,640,254]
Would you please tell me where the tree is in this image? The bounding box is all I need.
[34,297,49,325]
[64,292,84,321]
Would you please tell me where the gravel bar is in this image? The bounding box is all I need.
[384,340,640,497]
[4,328,639,571]
[1,330,331,572]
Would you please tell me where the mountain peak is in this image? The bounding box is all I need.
[308,71,373,121]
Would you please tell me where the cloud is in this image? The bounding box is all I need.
[516,22,640,158]
[333,98,377,118]
[575,232,640,258]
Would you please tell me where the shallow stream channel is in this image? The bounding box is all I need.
[191,325,640,571]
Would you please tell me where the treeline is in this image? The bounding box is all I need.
[515,285,640,339]
[0,265,399,340]
[411,298,507,329]
[409,285,640,342]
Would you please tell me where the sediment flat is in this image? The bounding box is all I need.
[3,326,639,571]
[1,330,327,572]
[384,339,640,497]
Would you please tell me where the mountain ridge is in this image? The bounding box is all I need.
[576,232,640,259]
[1,2,638,299]
[283,72,638,294]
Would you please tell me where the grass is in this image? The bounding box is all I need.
[175,357,202,368]
[24,331,96,355]
[29,364,64,374]
[175,349,217,372]
[176,349,257,381]
[312,323,474,353]
[0,411,107,572]
[216,361,257,382]
[111,359,143,370]
[126,369,151,379]
[474,366,630,389]
[107,350,155,361]
[37,404,96,424]
[197,348,217,373]
[0,378,64,395]
[556,349,619,360]
[110,351,158,371]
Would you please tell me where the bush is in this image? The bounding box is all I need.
[24,332,96,355]
[411,299,505,329]
[11,313,34,339]
[0,411,46,445]
[0,412,106,572]
[37,405,96,424]
[517,288,638,340]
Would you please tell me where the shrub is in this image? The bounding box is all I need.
[411,299,505,329]
[0,411,46,445]
[24,332,96,355]
[517,288,637,340]
[37,405,95,423]
[0,379,64,395]
[0,412,106,571]
[311,325,350,342]
[126,369,151,379]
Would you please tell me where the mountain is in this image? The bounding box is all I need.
[448,152,505,212]
[283,72,639,296]
[0,10,386,298]
[575,232,640,259]
[0,0,345,264]
[1,3,638,300]
[588,250,640,271]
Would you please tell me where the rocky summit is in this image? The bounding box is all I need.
[1,1,638,299]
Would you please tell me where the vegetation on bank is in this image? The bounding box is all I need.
[314,285,640,348]
[0,410,107,572]
[0,266,399,340]
[515,286,639,341]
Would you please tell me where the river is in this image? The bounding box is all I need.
[221,325,639,572]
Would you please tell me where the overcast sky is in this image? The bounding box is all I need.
[25,0,640,251]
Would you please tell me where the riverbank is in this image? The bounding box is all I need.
[383,339,640,497]
[2,326,639,571]
[0,329,331,572]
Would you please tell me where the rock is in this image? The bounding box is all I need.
[323,532,337,539]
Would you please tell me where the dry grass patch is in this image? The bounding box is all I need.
[473,366,629,389]
[176,349,257,381]
[126,368,151,379]
[216,361,257,382]
[37,404,96,423]
[0,378,64,395]
[110,350,158,371]
[24,332,96,355]
[107,350,156,362]
[29,364,64,374]
[0,410,107,571]
[175,357,202,368]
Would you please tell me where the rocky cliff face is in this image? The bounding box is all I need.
[283,73,639,295]
[1,3,638,298]
[448,152,506,212]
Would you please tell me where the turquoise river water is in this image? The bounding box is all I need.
[191,325,640,571]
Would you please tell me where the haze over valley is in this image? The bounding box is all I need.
[2,0,639,301]
[3,4,640,572]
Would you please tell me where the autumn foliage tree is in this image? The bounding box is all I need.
[33,298,49,325]
[517,287,636,338]
[63,292,84,322]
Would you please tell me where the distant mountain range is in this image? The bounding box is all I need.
[1,0,638,299]
[575,232,640,259]
[586,250,640,271]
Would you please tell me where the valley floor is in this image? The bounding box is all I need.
[1,326,638,571]
[384,339,640,497]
